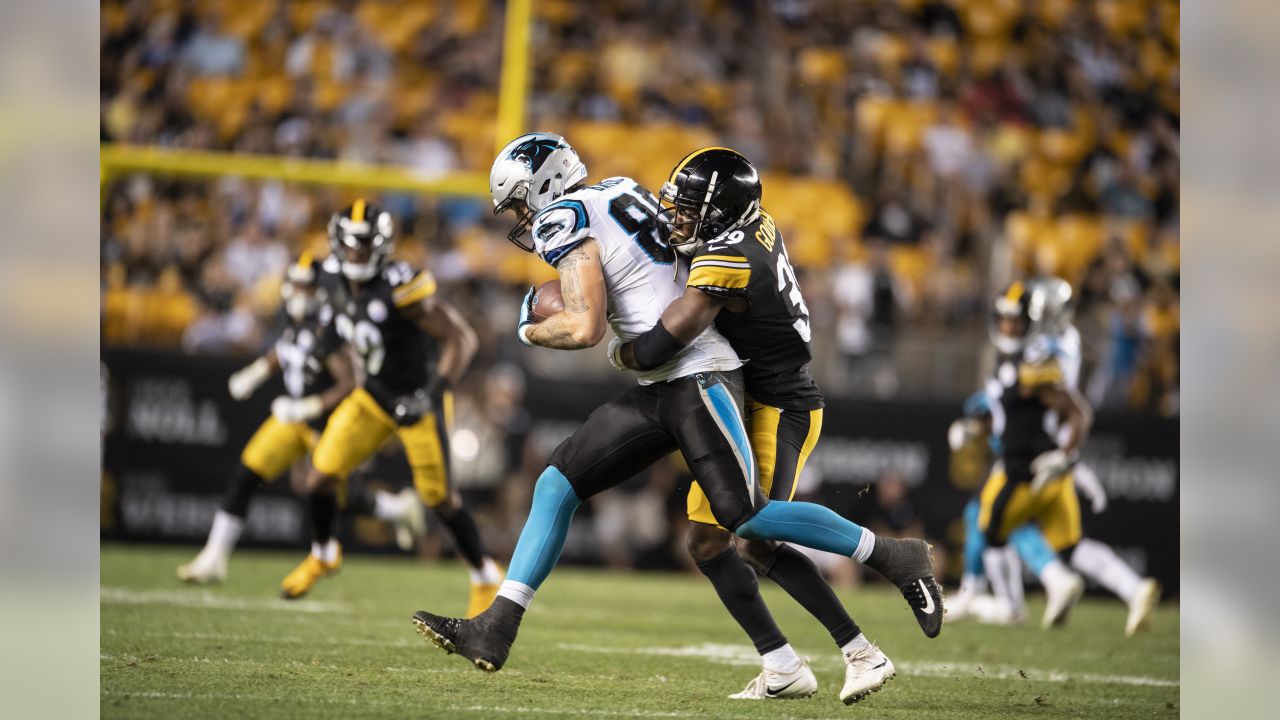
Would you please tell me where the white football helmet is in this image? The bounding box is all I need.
[490,132,588,250]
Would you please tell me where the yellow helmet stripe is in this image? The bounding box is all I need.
[1004,280,1024,303]
[668,146,735,184]
[351,198,367,223]
[295,249,314,270]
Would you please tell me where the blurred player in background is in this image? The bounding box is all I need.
[280,200,503,614]
[412,134,942,686]
[614,148,897,704]
[177,252,417,583]
[952,278,1160,635]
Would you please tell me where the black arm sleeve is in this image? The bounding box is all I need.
[626,320,690,371]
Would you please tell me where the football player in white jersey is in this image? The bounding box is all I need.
[949,277,1161,635]
[411,133,944,677]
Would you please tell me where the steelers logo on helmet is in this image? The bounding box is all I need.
[659,147,762,256]
[328,199,394,282]
[489,132,588,251]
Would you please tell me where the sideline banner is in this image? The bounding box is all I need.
[102,350,1178,591]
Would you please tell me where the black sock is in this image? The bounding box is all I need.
[309,490,338,545]
[763,544,861,647]
[436,505,488,569]
[222,465,266,518]
[697,546,787,655]
[345,485,377,517]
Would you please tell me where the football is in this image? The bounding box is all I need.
[531,279,563,322]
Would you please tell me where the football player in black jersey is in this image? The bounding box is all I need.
[280,200,503,613]
[177,253,370,583]
[612,148,940,704]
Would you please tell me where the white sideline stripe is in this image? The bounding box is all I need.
[100,691,851,719]
[100,586,345,614]
[555,642,1179,688]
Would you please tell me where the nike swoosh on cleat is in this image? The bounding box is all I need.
[917,579,935,614]
[766,678,800,697]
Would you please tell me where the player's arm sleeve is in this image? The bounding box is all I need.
[532,200,593,267]
[686,247,752,299]
[392,267,438,308]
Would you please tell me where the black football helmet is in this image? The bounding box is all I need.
[280,250,327,322]
[328,199,394,281]
[659,147,762,255]
[989,280,1034,354]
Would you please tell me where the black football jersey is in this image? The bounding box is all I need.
[274,264,344,430]
[686,211,822,410]
[985,339,1068,482]
[324,256,441,416]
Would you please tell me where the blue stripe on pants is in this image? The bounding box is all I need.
[1010,523,1057,575]
[506,466,581,589]
[704,382,755,487]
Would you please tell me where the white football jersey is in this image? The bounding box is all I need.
[531,176,740,384]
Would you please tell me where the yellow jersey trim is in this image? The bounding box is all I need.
[688,264,751,290]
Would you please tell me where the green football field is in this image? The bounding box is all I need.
[101,544,1178,719]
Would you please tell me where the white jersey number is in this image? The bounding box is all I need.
[775,249,812,343]
[336,315,385,376]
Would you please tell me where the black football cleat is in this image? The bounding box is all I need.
[865,537,945,638]
[411,596,525,672]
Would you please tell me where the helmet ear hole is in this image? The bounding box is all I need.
[539,179,552,194]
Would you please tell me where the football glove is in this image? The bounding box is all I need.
[391,389,434,426]
[228,357,272,400]
[1030,448,1077,494]
[516,286,536,347]
[271,395,325,424]
[607,336,627,371]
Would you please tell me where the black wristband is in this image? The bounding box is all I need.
[630,320,688,371]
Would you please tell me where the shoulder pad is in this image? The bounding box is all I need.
[688,250,752,295]
[533,199,591,267]
[1018,355,1065,389]
[390,265,437,308]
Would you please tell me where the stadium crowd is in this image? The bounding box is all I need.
[100,0,1179,580]
[101,0,1179,415]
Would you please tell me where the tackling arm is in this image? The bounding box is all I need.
[524,240,609,350]
[616,287,726,371]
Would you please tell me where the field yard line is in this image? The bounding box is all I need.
[100,651,624,682]
[103,628,418,648]
[555,642,1180,688]
[100,691,852,719]
[100,587,346,614]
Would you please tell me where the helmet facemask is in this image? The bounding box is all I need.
[490,133,588,252]
[281,261,322,322]
[328,209,394,282]
[990,293,1032,354]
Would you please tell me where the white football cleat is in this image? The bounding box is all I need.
[389,488,426,551]
[840,642,895,705]
[1042,570,1085,629]
[177,548,227,584]
[972,594,1027,626]
[1125,578,1161,637]
[946,587,995,622]
[728,659,818,700]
